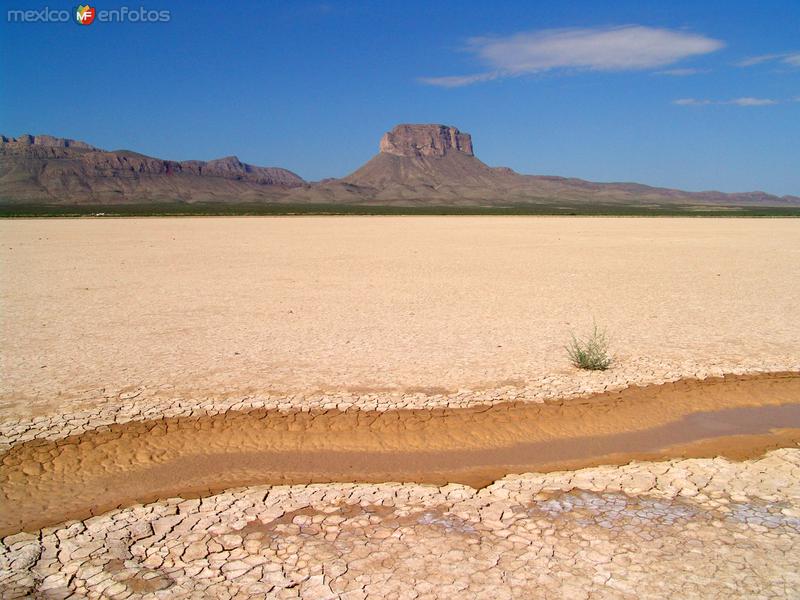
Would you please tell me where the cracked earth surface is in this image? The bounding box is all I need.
[2,449,800,599]
[2,217,799,597]
[2,373,800,538]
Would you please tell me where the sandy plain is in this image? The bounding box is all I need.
[1,216,800,598]
[1,216,799,416]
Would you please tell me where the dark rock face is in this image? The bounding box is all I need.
[379,124,473,158]
[190,156,303,186]
[1,134,96,150]
[0,134,306,203]
[1,134,305,187]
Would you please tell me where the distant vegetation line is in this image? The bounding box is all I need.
[2,202,800,218]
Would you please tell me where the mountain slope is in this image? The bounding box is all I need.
[334,124,799,206]
[0,135,304,204]
[1,128,797,207]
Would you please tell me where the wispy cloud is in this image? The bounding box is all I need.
[674,97,780,107]
[420,25,724,87]
[736,52,800,67]
[730,97,778,106]
[419,72,500,88]
[656,68,710,76]
[674,98,712,106]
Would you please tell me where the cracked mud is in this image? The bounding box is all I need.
[2,373,799,537]
[2,217,799,598]
[2,449,800,599]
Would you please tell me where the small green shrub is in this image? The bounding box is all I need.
[566,324,613,371]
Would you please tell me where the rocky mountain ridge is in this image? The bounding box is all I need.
[1,126,798,207]
[1,134,97,150]
[0,134,304,203]
[379,124,474,158]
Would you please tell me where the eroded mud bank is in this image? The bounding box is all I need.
[1,372,799,534]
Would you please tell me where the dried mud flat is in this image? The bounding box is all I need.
[2,372,800,537]
[2,450,800,599]
[1,216,800,598]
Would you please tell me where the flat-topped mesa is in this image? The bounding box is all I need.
[1,134,96,150]
[379,124,474,158]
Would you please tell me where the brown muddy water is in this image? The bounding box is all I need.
[1,372,799,535]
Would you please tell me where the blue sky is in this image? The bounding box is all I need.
[1,0,798,195]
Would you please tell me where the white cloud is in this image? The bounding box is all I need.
[656,68,709,76]
[674,98,712,106]
[737,53,782,67]
[418,72,500,88]
[674,97,779,107]
[737,52,800,67]
[420,25,723,87]
[729,97,777,106]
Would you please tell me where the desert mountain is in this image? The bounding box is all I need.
[0,134,304,204]
[1,127,798,207]
[310,124,798,206]
[344,125,513,188]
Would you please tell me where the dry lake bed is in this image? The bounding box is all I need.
[1,216,799,599]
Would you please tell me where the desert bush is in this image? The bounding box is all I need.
[566,323,613,370]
